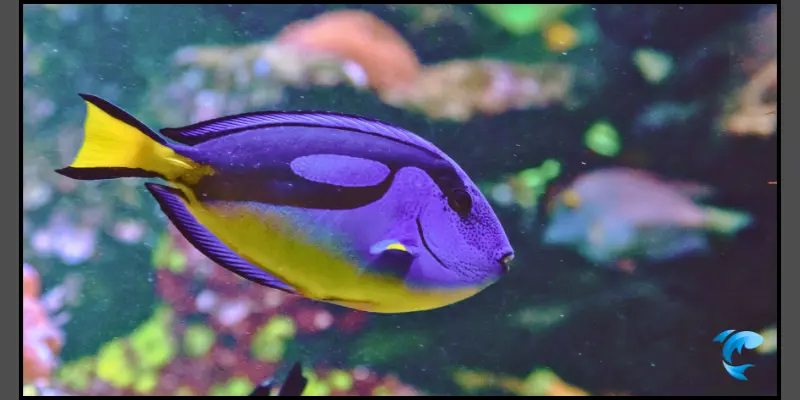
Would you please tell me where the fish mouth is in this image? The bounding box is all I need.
[499,251,514,273]
[416,217,449,270]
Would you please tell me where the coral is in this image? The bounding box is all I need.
[22,264,65,386]
[274,10,421,94]
[475,4,579,36]
[453,366,591,396]
[50,223,420,396]
[485,158,562,210]
[391,4,475,34]
[151,10,575,124]
[380,59,574,122]
[584,120,621,157]
[152,42,355,126]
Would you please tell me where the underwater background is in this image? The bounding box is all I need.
[22,4,777,396]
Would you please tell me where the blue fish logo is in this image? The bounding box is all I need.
[713,330,764,381]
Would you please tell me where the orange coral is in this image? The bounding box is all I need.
[22,264,64,385]
[275,10,421,94]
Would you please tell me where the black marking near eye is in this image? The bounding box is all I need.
[181,124,471,211]
[195,169,398,210]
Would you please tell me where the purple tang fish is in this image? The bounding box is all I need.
[56,94,514,313]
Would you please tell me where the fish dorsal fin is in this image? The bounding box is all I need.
[160,111,445,157]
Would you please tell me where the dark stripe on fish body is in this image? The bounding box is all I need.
[194,170,398,210]
[178,125,465,211]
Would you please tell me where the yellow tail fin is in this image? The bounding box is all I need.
[55,94,198,181]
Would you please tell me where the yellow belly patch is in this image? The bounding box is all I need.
[182,196,484,313]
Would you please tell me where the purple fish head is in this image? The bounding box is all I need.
[411,176,514,290]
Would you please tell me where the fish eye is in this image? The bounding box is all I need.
[448,188,472,217]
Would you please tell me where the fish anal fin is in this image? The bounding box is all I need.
[145,183,296,294]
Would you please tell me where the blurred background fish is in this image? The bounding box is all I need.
[542,168,752,271]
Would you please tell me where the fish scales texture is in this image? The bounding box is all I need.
[56,94,514,313]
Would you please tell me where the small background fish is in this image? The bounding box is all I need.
[543,167,752,271]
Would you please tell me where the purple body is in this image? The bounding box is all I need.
[159,110,515,290]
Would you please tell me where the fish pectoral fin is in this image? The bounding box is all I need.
[145,183,297,295]
[366,239,417,279]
